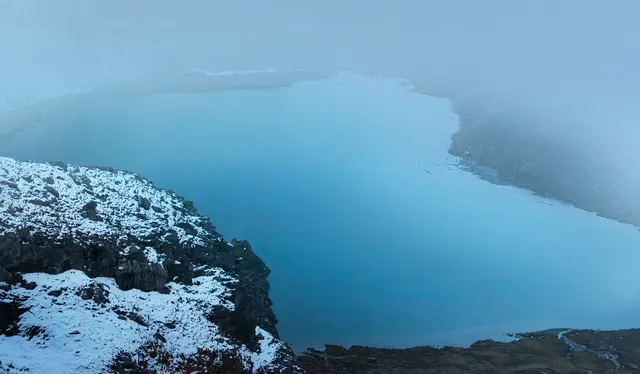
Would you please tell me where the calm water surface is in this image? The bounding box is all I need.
[4,73,640,350]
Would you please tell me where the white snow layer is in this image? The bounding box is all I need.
[0,157,211,246]
[143,246,165,265]
[0,270,286,373]
[0,157,293,373]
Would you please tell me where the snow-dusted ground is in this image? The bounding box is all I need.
[0,157,300,373]
[0,157,212,246]
[0,269,285,373]
[3,72,640,351]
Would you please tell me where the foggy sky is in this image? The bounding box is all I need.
[1,1,639,164]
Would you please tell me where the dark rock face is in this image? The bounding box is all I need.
[298,329,640,373]
[0,157,301,373]
[0,158,277,339]
[0,295,27,336]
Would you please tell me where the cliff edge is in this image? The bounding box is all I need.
[0,157,302,373]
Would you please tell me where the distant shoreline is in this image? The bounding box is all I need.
[1,68,636,230]
[0,69,333,140]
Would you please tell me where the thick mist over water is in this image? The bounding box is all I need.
[2,1,640,189]
[3,1,640,352]
[4,74,640,351]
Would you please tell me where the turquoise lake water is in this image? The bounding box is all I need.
[4,72,640,350]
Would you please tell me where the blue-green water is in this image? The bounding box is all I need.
[4,73,640,350]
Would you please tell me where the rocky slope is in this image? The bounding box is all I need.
[0,157,302,373]
[298,329,640,373]
[447,98,640,228]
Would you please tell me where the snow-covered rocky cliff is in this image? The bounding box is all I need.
[0,157,301,373]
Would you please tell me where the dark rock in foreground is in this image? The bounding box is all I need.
[298,328,640,373]
[0,157,301,373]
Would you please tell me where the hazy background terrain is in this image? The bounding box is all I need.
[3,1,640,351]
[4,73,640,351]
[1,0,639,170]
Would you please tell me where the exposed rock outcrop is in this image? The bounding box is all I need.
[0,157,301,373]
[298,329,640,373]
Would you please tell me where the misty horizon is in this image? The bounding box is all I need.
[2,1,640,167]
[4,4,640,370]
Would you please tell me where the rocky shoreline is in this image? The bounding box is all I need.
[297,328,640,373]
[2,69,635,232]
[0,157,301,373]
[2,156,640,373]
[446,97,640,229]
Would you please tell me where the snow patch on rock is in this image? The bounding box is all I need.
[0,157,214,246]
[0,269,287,373]
[244,327,288,372]
[143,247,164,265]
[0,157,300,373]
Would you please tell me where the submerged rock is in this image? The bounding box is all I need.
[0,157,301,373]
